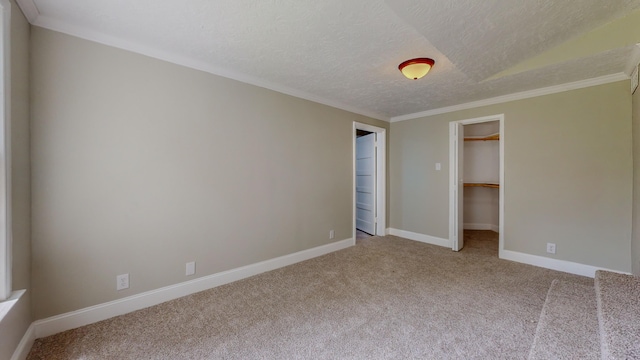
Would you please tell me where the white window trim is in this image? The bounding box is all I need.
[0,0,11,302]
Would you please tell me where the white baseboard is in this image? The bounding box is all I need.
[33,238,354,339]
[11,324,34,360]
[500,250,631,278]
[387,227,627,278]
[387,228,451,248]
[464,223,499,232]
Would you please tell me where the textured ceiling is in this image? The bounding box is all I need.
[386,0,640,81]
[17,0,640,120]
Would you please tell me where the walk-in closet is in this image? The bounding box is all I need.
[463,121,500,239]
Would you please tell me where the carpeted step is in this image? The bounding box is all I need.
[528,279,600,360]
[595,270,640,360]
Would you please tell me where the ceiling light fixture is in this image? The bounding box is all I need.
[398,58,435,80]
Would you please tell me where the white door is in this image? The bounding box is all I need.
[356,133,376,235]
[452,123,464,251]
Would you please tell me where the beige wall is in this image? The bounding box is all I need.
[10,0,30,293]
[390,81,633,272]
[30,28,388,319]
[633,72,640,276]
[0,0,32,358]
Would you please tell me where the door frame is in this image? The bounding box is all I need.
[353,122,386,238]
[0,0,11,301]
[449,114,505,256]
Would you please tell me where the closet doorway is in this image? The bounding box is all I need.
[449,115,504,256]
[356,130,376,237]
[353,122,386,240]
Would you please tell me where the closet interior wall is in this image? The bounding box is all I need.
[463,121,500,232]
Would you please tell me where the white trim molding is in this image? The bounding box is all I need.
[31,238,354,339]
[0,290,30,360]
[0,0,11,302]
[390,73,629,122]
[353,122,387,238]
[500,250,632,278]
[15,0,633,124]
[387,228,451,248]
[10,323,34,360]
[625,43,640,77]
[14,0,388,122]
[386,228,629,278]
[449,114,505,255]
[14,0,37,23]
[17,2,631,125]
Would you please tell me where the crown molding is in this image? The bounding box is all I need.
[14,0,38,23]
[626,43,640,75]
[390,73,629,122]
[25,12,390,122]
[16,2,631,124]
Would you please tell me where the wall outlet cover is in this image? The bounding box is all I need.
[186,261,196,276]
[546,243,556,254]
[116,274,129,290]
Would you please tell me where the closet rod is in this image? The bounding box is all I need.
[464,183,499,189]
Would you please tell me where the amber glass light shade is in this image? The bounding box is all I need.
[398,58,435,80]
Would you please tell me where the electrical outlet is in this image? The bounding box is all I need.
[435,163,441,171]
[116,273,129,290]
[329,230,335,239]
[186,261,196,276]
[546,243,556,254]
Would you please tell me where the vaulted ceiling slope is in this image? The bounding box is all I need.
[15,0,640,121]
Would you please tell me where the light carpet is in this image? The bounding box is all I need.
[28,231,591,359]
[527,279,599,360]
[595,270,640,360]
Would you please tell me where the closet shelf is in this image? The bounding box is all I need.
[464,182,499,189]
[464,133,499,141]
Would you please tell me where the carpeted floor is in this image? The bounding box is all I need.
[27,231,591,359]
[356,229,372,240]
[527,280,600,359]
[595,271,640,360]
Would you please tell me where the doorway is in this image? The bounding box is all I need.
[449,115,504,256]
[353,122,386,240]
[356,130,375,237]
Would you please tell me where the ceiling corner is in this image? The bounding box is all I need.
[15,0,39,23]
[629,43,640,74]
